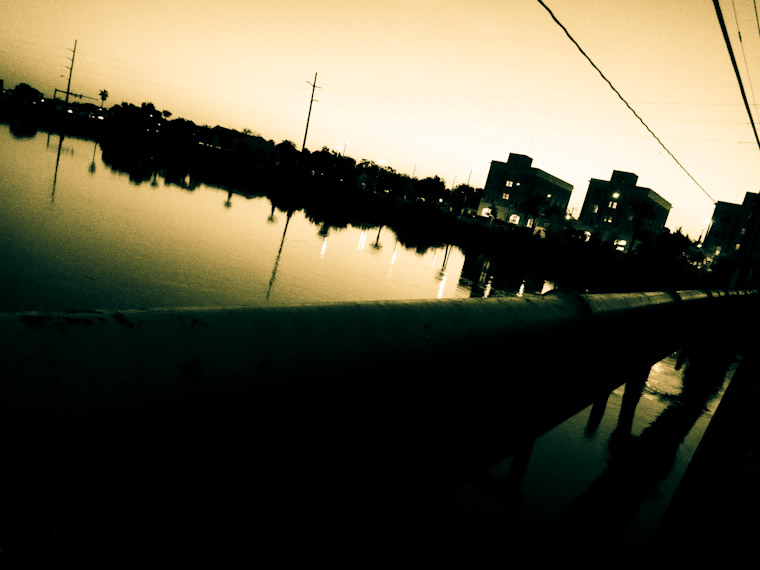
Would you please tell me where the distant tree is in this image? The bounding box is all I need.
[414,176,446,204]
[276,140,297,152]
[99,89,109,108]
[162,110,172,121]
[656,227,695,260]
[12,83,43,102]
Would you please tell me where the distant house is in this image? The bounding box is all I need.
[477,153,573,235]
[579,170,671,252]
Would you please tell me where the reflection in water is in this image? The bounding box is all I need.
[1,124,555,310]
[370,226,383,252]
[51,134,64,203]
[267,204,277,223]
[89,140,98,174]
[532,348,736,563]
[388,240,399,277]
[432,348,739,565]
[435,244,453,299]
[585,391,611,437]
[436,271,447,299]
[266,209,293,300]
[505,440,534,503]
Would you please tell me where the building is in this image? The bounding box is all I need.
[701,192,760,287]
[578,170,671,252]
[701,197,755,262]
[478,153,573,235]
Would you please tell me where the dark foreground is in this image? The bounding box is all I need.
[1,298,758,565]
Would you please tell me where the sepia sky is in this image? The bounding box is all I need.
[3,0,760,239]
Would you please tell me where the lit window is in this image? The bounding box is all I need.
[505,180,514,187]
[481,207,492,217]
[502,193,510,200]
[736,243,741,250]
[612,192,620,199]
[508,214,520,225]
[593,205,599,214]
[609,201,618,209]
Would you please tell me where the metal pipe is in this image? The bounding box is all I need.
[0,289,755,555]
[2,289,754,410]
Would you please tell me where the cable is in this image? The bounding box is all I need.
[715,0,760,152]
[730,0,758,123]
[536,0,717,204]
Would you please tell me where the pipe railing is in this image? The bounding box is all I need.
[2,288,755,430]
[0,289,756,556]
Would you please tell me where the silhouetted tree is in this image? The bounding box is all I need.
[11,83,43,102]
[99,90,109,109]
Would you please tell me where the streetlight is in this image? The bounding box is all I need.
[467,166,475,186]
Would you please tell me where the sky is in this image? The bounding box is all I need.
[3,0,760,239]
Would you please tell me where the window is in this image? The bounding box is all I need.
[609,201,618,209]
[593,205,599,214]
[508,214,520,225]
[502,193,510,200]
[505,180,514,187]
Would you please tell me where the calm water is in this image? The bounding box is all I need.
[0,124,735,560]
[0,124,495,312]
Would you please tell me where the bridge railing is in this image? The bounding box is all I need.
[0,288,756,556]
[2,288,754,414]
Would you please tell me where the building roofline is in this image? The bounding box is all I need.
[535,169,573,191]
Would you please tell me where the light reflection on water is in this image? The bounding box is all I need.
[0,125,480,312]
[424,351,737,561]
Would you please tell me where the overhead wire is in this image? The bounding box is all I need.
[730,0,758,123]
[535,0,717,204]
[714,0,760,152]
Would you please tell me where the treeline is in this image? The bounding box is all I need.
[0,83,730,293]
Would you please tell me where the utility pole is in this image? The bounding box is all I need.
[301,72,320,152]
[64,40,77,104]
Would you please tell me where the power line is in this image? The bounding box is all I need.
[730,0,758,122]
[714,0,760,152]
[535,0,717,204]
